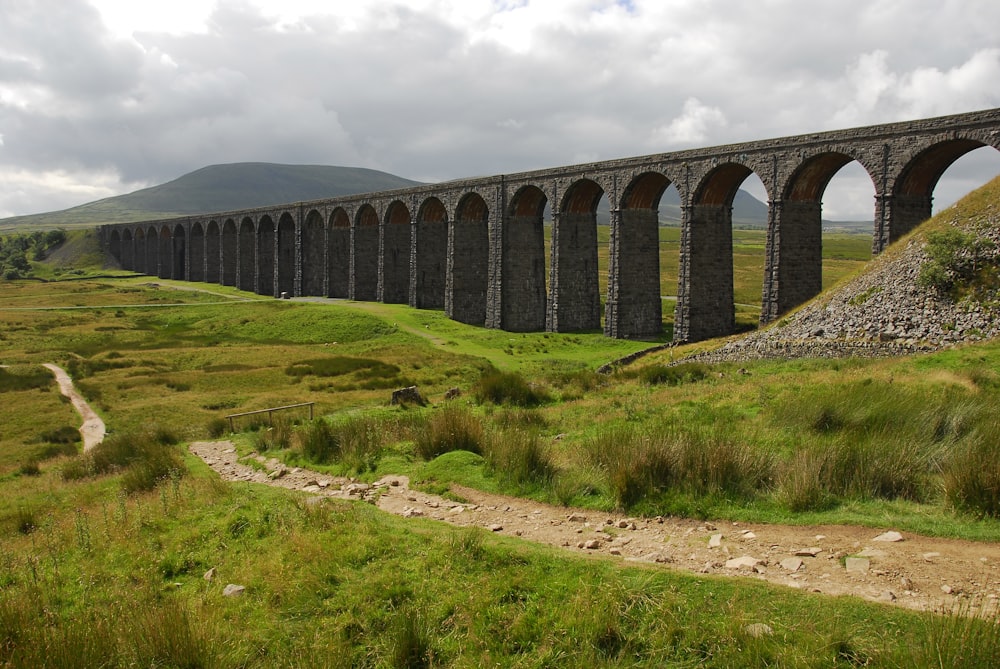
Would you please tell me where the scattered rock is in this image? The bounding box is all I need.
[203,567,216,581]
[567,513,587,523]
[391,386,426,406]
[725,556,761,571]
[489,524,503,532]
[780,558,803,572]
[443,387,461,401]
[873,531,904,543]
[795,547,822,557]
[583,539,601,550]
[741,531,757,540]
[223,584,246,598]
[941,584,954,595]
[744,623,773,638]
[923,552,941,561]
[401,507,424,518]
[709,534,723,548]
[845,557,870,575]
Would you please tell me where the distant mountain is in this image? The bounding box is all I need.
[0,163,425,230]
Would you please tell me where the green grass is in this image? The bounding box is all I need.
[1,206,1000,665]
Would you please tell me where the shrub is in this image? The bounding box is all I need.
[917,227,998,298]
[414,405,483,460]
[473,370,549,407]
[17,460,41,477]
[61,427,185,493]
[38,425,81,444]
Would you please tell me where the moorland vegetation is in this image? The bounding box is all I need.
[1,183,999,666]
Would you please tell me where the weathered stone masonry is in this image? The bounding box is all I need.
[100,108,1000,342]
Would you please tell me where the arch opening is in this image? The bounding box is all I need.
[353,205,379,301]
[205,221,221,284]
[502,185,548,332]
[301,210,325,296]
[449,192,490,326]
[189,222,205,283]
[257,217,275,297]
[328,208,350,298]
[415,197,447,310]
[551,178,602,332]
[382,201,411,304]
[238,218,255,292]
[277,213,296,296]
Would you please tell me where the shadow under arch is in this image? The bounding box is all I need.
[551,178,603,332]
[503,185,548,332]
[449,192,490,326]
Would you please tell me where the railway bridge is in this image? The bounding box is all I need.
[100,108,1000,342]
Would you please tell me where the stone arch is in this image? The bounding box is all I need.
[329,208,350,298]
[189,222,205,282]
[551,178,603,331]
[382,200,411,304]
[107,229,122,266]
[258,216,276,297]
[221,219,237,286]
[678,162,767,341]
[502,184,548,332]
[448,192,490,326]
[761,152,875,323]
[121,228,134,271]
[205,221,221,283]
[133,228,147,274]
[606,171,674,338]
[353,205,379,301]
[174,224,187,280]
[887,138,996,245]
[415,197,447,309]
[238,217,255,292]
[146,226,158,276]
[302,209,325,296]
[277,212,296,296]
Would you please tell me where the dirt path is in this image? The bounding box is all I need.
[191,440,1000,615]
[43,363,105,451]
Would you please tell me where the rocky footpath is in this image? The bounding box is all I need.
[190,440,1000,614]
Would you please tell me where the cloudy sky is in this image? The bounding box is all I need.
[2,0,1000,219]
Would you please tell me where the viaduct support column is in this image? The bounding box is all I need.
[674,204,734,342]
[760,199,823,324]
[484,203,504,330]
[604,207,661,339]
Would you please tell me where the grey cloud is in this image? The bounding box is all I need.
[2,0,1000,217]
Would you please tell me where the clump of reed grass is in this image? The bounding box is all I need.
[482,427,553,489]
[414,405,483,460]
[943,425,1000,517]
[296,415,384,473]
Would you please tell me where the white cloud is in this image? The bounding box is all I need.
[650,98,728,147]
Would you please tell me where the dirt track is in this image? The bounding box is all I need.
[44,363,105,451]
[191,440,1000,615]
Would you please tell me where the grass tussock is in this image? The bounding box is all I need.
[482,427,554,490]
[295,415,387,473]
[943,425,1000,517]
[473,369,550,407]
[414,405,484,460]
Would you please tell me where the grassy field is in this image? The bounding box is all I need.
[2,219,998,667]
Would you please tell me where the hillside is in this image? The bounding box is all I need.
[0,163,424,230]
[691,176,1000,361]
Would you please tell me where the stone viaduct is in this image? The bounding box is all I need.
[100,108,1000,342]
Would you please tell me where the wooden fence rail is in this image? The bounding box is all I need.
[225,402,315,432]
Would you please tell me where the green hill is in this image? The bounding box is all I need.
[0,163,425,231]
